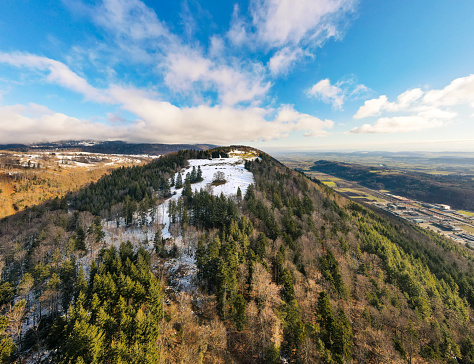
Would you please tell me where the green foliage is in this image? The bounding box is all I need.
[0,282,15,306]
[0,316,16,363]
[320,250,348,299]
[281,268,295,302]
[233,293,246,331]
[283,300,305,357]
[55,243,163,363]
[317,292,353,363]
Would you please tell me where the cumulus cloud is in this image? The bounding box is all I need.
[307,79,345,109]
[60,0,357,108]
[0,103,123,144]
[423,74,474,107]
[350,108,455,134]
[0,100,334,145]
[307,77,368,109]
[0,0,352,144]
[351,74,474,133]
[354,88,423,119]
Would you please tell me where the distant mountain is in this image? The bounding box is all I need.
[0,140,216,155]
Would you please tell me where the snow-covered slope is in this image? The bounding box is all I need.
[160,154,255,239]
[78,150,256,299]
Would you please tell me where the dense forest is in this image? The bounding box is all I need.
[311,160,474,210]
[1,147,474,363]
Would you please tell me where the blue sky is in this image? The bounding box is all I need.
[0,0,473,151]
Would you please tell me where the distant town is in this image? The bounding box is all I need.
[305,170,474,249]
[369,191,474,247]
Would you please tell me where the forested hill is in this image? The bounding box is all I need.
[1,146,474,363]
[311,160,474,210]
[0,140,216,155]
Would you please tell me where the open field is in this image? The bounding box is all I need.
[0,151,151,219]
[460,225,474,234]
[459,210,474,217]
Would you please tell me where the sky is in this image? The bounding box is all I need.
[0,0,474,152]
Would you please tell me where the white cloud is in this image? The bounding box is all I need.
[353,95,389,119]
[307,79,345,109]
[350,108,455,134]
[268,47,302,76]
[351,75,474,133]
[163,49,270,105]
[250,0,355,48]
[307,77,368,109]
[93,0,170,41]
[0,100,334,145]
[209,35,225,58]
[423,74,474,107]
[0,103,123,144]
[354,88,424,119]
[227,4,249,47]
[0,52,332,144]
[0,52,113,103]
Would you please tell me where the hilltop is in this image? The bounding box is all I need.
[0,146,474,363]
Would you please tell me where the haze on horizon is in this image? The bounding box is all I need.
[0,0,473,152]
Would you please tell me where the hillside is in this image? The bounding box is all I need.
[1,147,474,363]
[310,160,474,211]
[0,151,150,219]
[0,140,216,156]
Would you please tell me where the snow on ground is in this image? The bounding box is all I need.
[82,150,256,295]
[155,152,256,294]
[160,154,255,239]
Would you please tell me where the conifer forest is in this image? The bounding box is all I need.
[1,147,474,363]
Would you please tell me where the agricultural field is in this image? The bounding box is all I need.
[274,150,474,175]
[460,224,474,234]
[0,151,152,219]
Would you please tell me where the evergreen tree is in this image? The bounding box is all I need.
[236,186,242,201]
[175,172,183,189]
[233,293,247,331]
[282,268,295,302]
[197,165,203,181]
[255,232,268,260]
[75,226,86,251]
[190,166,197,182]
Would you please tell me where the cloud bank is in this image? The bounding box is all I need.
[351,74,474,133]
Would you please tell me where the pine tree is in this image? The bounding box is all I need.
[233,293,247,331]
[191,166,197,182]
[255,232,268,260]
[75,226,86,251]
[175,172,183,189]
[317,291,337,354]
[197,165,203,181]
